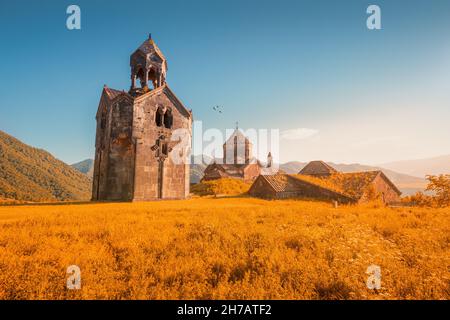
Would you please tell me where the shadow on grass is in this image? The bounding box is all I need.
[194,194,251,199]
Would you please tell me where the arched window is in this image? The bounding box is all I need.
[148,68,157,89]
[136,67,145,88]
[155,107,164,127]
[164,109,173,129]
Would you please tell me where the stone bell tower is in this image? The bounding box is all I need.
[92,34,192,201]
[130,33,167,94]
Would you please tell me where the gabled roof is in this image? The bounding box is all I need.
[203,169,229,180]
[251,165,402,202]
[251,173,355,202]
[215,164,243,175]
[294,170,401,199]
[331,171,380,199]
[96,86,133,118]
[299,161,338,176]
[162,85,192,118]
[134,84,192,118]
[224,129,251,147]
[104,87,124,100]
[202,163,241,181]
[96,84,191,120]
[376,171,402,196]
[206,163,246,173]
[135,38,167,63]
[259,174,302,193]
[337,171,403,198]
[243,163,261,172]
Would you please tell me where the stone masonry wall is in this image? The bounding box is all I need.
[359,174,401,204]
[105,99,134,200]
[132,88,191,200]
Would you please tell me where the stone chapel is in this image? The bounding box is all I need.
[92,35,192,201]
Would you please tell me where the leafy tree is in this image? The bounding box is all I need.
[425,174,450,207]
[408,174,450,207]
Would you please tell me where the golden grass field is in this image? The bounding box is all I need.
[0,197,448,300]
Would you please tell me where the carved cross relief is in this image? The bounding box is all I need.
[151,134,173,199]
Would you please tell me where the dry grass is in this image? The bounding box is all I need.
[191,178,251,196]
[0,198,448,300]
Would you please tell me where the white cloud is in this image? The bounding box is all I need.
[280,128,319,141]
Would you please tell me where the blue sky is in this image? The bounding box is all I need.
[0,0,449,164]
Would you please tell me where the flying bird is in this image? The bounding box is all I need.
[213,105,223,114]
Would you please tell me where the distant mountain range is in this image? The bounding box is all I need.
[71,156,428,195]
[0,128,437,202]
[378,155,450,178]
[71,159,94,178]
[0,130,91,202]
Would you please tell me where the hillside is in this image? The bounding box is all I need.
[190,155,212,183]
[71,159,94,178]
[379,155,450,178]
[0,130,91,202]
[279,161,306,174]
